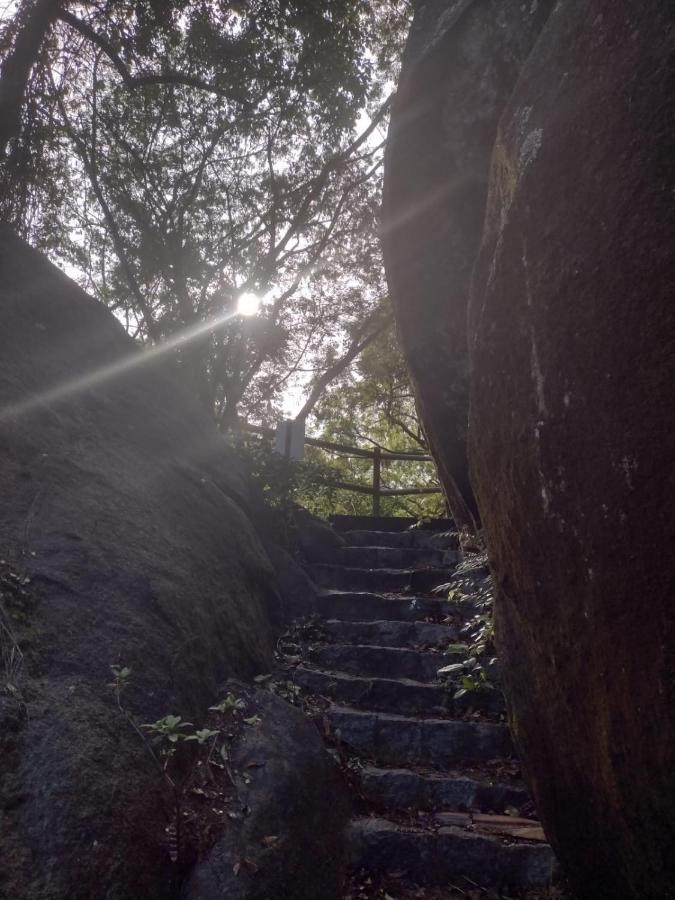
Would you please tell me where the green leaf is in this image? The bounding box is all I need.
[185,728,220,744]
[210,694,246,713]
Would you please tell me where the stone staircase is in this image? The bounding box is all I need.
[287,520,558,896]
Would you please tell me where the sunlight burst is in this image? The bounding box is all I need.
[237,292,261,317]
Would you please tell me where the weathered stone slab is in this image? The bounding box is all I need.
[343,529,459,550]
[358,765,529,814]
[322,618,459,648]
[294,666,451,717]
[311,643,461,682]
[328,706,511,768]
[347,817,555,888]
[316,591,450,623]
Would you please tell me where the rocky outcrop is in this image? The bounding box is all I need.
[0,227,283,899]
[383,1,674,897]
[468,3,675,898]
[184,682,351,900]
[382,0,555,528]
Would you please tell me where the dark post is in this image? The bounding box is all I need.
[372,446,381,516]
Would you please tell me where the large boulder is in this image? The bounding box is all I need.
[184,682,351,900]
[468,3,674,898]
[0,227,281,899]
[381,0,555,528]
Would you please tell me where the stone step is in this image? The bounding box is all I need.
[309,564,449,593]
[344,529,459,550]
[297,662,505,719]
[347,817,555,889]
[328,706,512,768]
[316,591,452,623]
[323,618,460,648]
[294,667,451,717]
[330,516,455,534]
[310,643,461,682]
[357,765,530,815]
[335,545,450,569]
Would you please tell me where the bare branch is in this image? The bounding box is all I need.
[58,10,252,108]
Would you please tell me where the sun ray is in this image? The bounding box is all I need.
[0,306,242,423]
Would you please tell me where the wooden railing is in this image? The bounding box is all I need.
[242,422,442,515]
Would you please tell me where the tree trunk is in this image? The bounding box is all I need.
[0,0,62,159]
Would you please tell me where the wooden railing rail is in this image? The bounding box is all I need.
[241,421,442,515]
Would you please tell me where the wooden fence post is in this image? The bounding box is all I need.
[372,446,381,516]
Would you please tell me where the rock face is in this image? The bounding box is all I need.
[382,0,555,528]
[468,3,675,898]
[0,227,283,899]
[184,683,351,900]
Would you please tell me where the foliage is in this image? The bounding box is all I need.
[301,324,445,518]
[107,666,254,864]
[1,0,412,429]
[141,714,219,748]
[209,692,246,714]
[437,569,499,700]
[1,2,442,521]
[108,663,132,698]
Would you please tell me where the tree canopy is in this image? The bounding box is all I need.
[0,1,443,515]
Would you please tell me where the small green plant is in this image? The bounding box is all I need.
[142,716,220,760]
[431,583,468,602]
[108,665,225,864]
[187,728,221,744]
[142,714,194,743]
[108,664,132,700]
[242,714,261,726]
[209,693,246,714]
[455,667,490,699]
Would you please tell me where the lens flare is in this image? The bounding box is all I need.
[237,292,261,317]
[0,307,240,423]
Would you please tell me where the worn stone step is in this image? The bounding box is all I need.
[347,817,555,889]
[310,643,461,682]
[331,516,455,535]
[323,618,460,648]
[328,706,512,768]
[309,564,449,594]
[294,667,451,717]
[339,529,457,550]
[297,660,505,719]
[335,545,450,569]
[357,765,530,814]
[317,591,451,623]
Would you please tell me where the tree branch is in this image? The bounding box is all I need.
[52,75,161,340]
[58,10,251,107]
[0,0,62,158]
[294,321,387,423]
